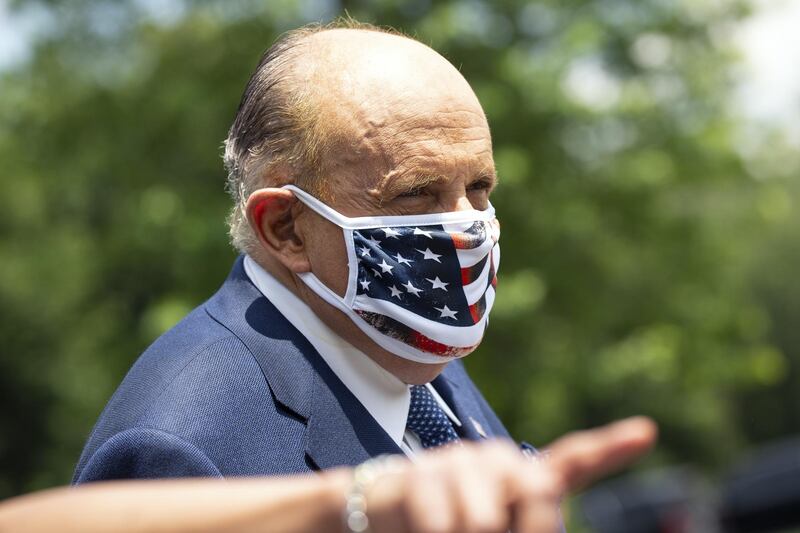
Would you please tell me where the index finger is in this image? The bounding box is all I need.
[543,416,657,492]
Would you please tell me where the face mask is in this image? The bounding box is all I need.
[284,185,500,364]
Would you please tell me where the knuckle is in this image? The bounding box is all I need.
[406,464,432,486]
[472,439,521,473]
[438,445,474,473]
[411,510,457,533]
[466,515,506,533]
[484,438,518,456]
[520,469,561,499]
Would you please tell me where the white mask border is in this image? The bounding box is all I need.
[281,184,496,230]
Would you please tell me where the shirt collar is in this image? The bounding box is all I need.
[244,255,412,447]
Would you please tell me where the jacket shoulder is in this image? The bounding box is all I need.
[136,333,308,476]
[75,427,223,483]
[74,304,310,481]
[76,308,239,451]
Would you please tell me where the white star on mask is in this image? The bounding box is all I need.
[416,248,442,262]
[395,253,413,266]
[383,227,401,238]
[389,285,403,299]
[412,227,434,238]
[435,305,458,319]
[426,276,449,291]
[378,259,394,274]
[403,281,422,296]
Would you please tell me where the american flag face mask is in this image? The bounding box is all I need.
[284,185,500,364]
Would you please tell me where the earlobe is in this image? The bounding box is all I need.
[245,189,311,273]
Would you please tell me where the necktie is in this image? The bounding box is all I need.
[406,384,460,449]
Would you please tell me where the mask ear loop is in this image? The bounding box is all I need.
[282,185,360,307]
[281,185,352,226]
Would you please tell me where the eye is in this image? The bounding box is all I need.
[467,177,494,192]
[397,186,427,198]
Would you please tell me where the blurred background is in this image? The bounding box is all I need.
[1,0,798,528]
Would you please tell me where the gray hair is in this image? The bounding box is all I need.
[222,19,397,254]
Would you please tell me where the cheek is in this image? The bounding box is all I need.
[305,218,350,297]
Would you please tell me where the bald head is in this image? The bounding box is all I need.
[300,29,483,119]
[233,23,498,381]
[224,22,494,252]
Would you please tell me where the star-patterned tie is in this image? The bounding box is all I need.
[406,385,460,449]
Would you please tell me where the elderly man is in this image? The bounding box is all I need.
[73,21,654,531]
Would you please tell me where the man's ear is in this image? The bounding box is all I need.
[245,188,310,273]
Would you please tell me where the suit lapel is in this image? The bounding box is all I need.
[433,361,496,442]
[205,257,401,471]
[305,360,401,470]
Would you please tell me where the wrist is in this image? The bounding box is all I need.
[318,469,353,533]
[341,455,407,533]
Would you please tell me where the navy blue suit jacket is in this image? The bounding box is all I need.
[73,256,519,483]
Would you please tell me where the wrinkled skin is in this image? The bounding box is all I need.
[246,28,497,384]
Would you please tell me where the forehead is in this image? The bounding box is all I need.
[326,101,495,202]
[299,29,495,201]
[318,77,493,193]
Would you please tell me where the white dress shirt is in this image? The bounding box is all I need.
[243,255,461,456]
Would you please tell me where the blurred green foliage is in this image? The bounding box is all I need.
[1,0,799,500]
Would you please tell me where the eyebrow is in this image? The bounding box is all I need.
[474,166,499,187]
[368,173,441,203]
[397,173,444,193]
[372,166,499,202]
